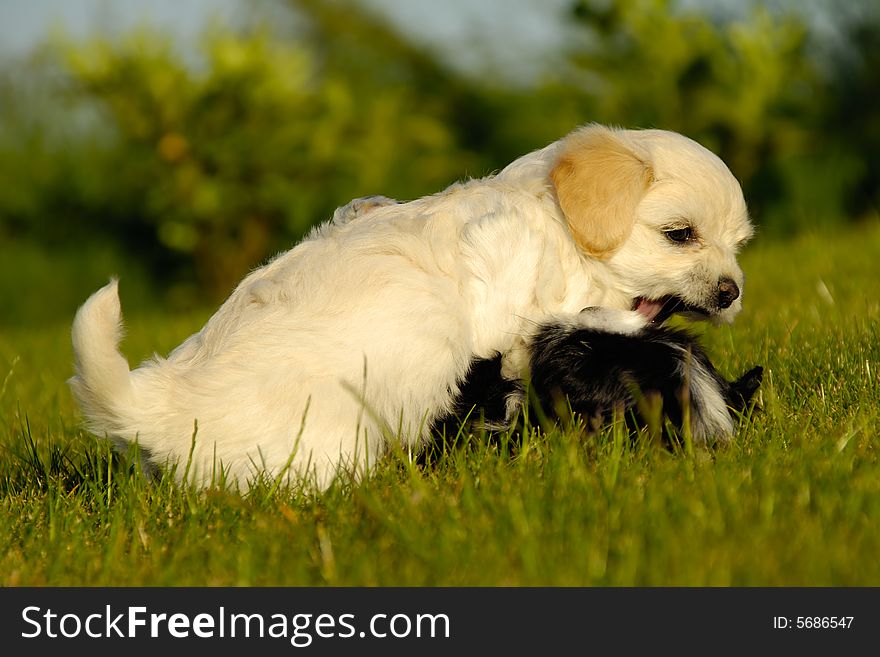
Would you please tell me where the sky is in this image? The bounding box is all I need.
[0,0,859,82]
[0,0,243,54]
[0,0,573,80]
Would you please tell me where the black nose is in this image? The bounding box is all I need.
[717,278,740,309]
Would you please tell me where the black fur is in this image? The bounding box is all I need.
[528,323,762,435]
[431,355,522,436]
[432,321,762,444]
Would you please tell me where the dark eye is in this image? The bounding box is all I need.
[665,227,694,244]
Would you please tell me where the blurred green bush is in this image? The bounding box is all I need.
[0,0,877,305]
[561,0,879,233]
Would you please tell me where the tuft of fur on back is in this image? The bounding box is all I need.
[68,279,134,436]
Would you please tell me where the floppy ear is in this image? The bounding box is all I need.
[550,125,653,258]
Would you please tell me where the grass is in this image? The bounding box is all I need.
[1,222,879,586]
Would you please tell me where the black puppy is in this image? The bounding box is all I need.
[433,308,762,443]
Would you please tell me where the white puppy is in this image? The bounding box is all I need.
[70,124,753,489]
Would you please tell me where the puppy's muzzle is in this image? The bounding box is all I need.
[717,277,740,309]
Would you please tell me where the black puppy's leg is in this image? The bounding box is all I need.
[429,355,522,441]
[726,365,764,412]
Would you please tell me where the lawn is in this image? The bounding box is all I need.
[1,223,878,586]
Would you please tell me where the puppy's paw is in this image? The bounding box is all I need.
[248,278,283,306]
[576,306,648,335]
[732,365,764,410]
[332,195,399,225]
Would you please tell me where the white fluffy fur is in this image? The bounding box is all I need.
[682,351,736,439]
[70,124,753,489]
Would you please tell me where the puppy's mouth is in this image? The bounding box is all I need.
[633,296,711,324]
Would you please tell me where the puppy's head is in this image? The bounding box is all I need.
[550,124,754,324]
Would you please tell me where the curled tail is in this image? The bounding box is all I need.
[69,279,135,434]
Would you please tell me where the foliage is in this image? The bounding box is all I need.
[50,21,469,295]
[820,4,880,221]
[564,0,822,228]
[0,0,879,299]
